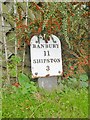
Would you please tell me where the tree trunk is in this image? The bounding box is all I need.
[14,0,18,82]
[1,2,10,85]
[22,0,28,73]
[0,2,2,117]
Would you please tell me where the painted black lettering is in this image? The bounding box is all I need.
[50,59,53,63]
[49,44,52,48]
[44,51,50,56]
[33,59,36,63]
[41,44,44,48]
[33,44,36,48]
[37,44,40,48]
[56,44,59,48]
[58,59,60,62]
[46,66,50,71]
[47,59,50,63]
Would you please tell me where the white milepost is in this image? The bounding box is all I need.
[30,34,63,90]
[30,34,63,78]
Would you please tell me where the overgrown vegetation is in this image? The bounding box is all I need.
[2,86,88,118]
[2,73,89,118]
[1,2,89,81]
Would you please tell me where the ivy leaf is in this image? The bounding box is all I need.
[80,74,88,82]
[81,81,88,88]
[25,82,30,89]
[18,73,30,86]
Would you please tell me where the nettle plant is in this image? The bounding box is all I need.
[3,2,89,80]
[8,56,21,77]
[12,73,37,95]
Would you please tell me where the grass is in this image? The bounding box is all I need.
[2,86,88,118]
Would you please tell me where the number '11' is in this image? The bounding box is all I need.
[44,51,50,56]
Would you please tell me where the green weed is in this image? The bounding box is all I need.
[2,87,88,118]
